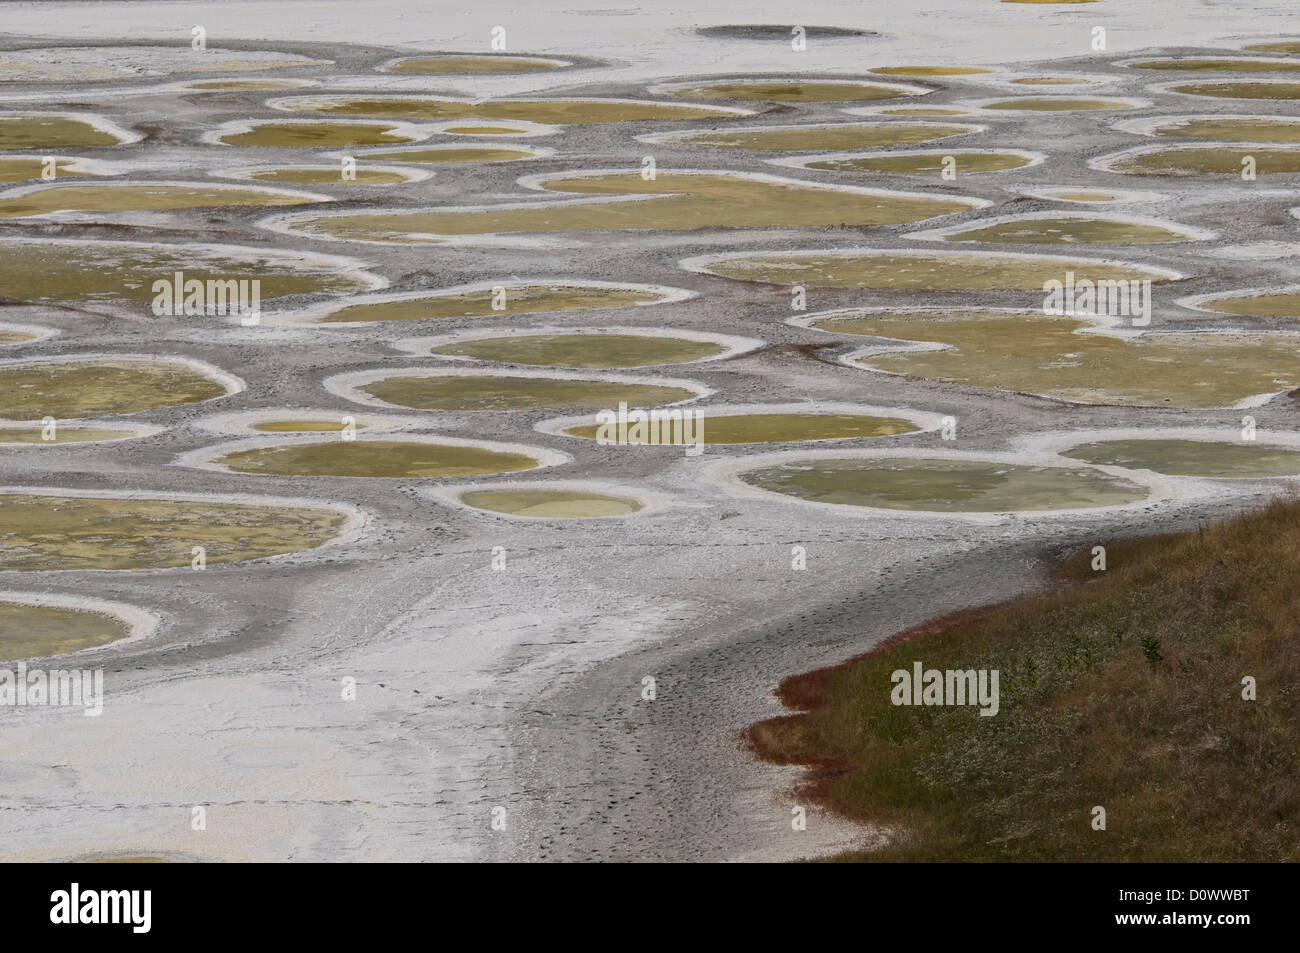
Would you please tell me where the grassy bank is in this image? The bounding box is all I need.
[748,499,1299,861]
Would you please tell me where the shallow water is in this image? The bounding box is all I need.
[0,184,320,219]
[280,96,740,124]
[739,457,1146,512]
[0,426,137,444]
[0,240,374,304]
[188,79,305,90]
[806,151,1031,174]
[811,309,1300,407]
[1013,77,1087,85]
[696,25,870,39]
[459,488,641,518]
[251,419,365,432]
[360,147,537,163]
[703,251,1172,291]
[384,55,561,74]
[565,412,918,444]
[246,168,413,185]
[0,158,98,183]
[0,328,40,346]
[1150,117,1300,142]
[1049,191,1121,201]
[1195,292,1300,317]
[0,45,322,83]
[938,216,1194,243]
[1112,146,1300,175]
[321,284,664,323]
[0,494,347,570]
[1245,42,1300,54]
[872,66,992,77]
[662,80,917,102]
[1131,58,1300,72]
[441,125,528,135]
[660,123,972,151]
[219,122,418,147]
[879,107,968,116]
[1168,82,1300,100]
[1061,439,1300,478]
[982,98,1134,111]
[358,374,697,412]
[288,172,980,243]
[89,857,165,863]
[0,359,229,419]
[0,602,130,660]
[216,440,542,478]
[428,333,723,368]
[0,116,125,150]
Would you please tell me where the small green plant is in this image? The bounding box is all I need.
[1141,636,1164,665]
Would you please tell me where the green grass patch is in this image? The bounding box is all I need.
[749,499,1300,860]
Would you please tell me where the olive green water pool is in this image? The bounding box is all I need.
[428,333,724,368]
[0,494,349,570]
[459,488,642,518]
[1060,439,1300,478]
[0,601,132,659]
[739,457,1148,512]
[0,359,230,419]
[355,374,698,412]
[214,440,544,478]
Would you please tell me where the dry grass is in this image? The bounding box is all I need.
[748,499,1300,861]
